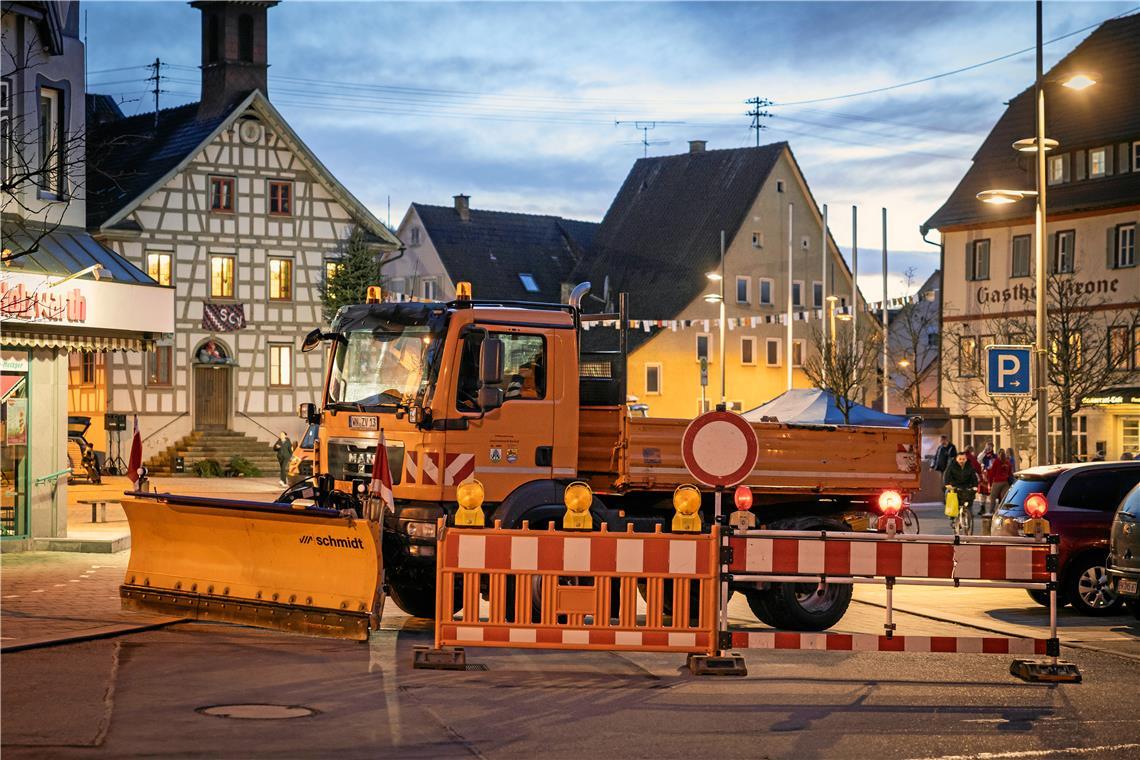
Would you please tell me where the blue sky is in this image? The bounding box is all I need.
[84,1,1136,298]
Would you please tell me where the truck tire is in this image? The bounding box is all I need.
[760,516,853,631]
[742,588,781,627]
[387,579,437,619]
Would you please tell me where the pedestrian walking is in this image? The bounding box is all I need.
[986,449,1013,515]
[980,442,996,471]
[1005,447,1018,475]
[933,435,957,472]
[273,431,293,487]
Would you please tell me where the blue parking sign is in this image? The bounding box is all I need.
[987,345,1033,396]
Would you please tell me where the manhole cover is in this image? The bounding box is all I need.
[197,704,317,720]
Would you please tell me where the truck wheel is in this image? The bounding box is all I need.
[761,516,853,631]
[387,580,437,619]
[742,588,781,627]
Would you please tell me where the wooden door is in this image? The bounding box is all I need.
[194,366,231,430]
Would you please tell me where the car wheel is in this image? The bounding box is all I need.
[1026,589,1050,607]
[1064,554,1123,616]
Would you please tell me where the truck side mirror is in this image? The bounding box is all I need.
[298,402,317,422]
[300,328,323,353]
[479,337,504,386]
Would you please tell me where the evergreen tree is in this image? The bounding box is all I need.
[321,226,382,322]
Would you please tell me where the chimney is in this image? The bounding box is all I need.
[191,1,279,121]
[689,140,707,154]
[453,194,470,222]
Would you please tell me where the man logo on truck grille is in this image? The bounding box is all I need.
[298,534,365,549]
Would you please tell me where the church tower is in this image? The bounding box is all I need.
[191,0,279,120]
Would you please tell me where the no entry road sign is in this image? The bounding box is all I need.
[987,345,1033,397]
[681,410,759,488]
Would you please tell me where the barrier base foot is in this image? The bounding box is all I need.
[1010,658,1082,684]
[413,645,467,671]
[688,652,747,676]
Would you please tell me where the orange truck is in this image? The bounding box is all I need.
[283,283,921,630]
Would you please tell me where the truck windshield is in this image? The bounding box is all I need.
[327,327,433,410]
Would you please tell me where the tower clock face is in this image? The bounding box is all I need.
[239,120,262,144]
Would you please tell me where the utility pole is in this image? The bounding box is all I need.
[851,205,859,372]
[745,97,772,147]
[881,207,889,415]
[821,203,829,385]
[147,58,162,129]
[1033,0,1049,465]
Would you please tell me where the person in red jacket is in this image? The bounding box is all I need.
[985,449,1013,515]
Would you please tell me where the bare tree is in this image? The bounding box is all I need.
[888,267,939,410]
[1,34,88,264]
[802,318,883,424]
[1044,270,1139,461]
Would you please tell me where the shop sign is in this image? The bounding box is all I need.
[1080,388,1140,406]
[0,272,174,334]
[974,277,1121,306]
[1,356,29,373]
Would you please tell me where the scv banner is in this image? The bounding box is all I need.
[202,303,247,332]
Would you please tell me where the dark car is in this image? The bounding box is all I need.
[1108,483,1140,619]
[991,461,1140,616]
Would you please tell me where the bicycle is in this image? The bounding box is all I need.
[948,487,976,536]
[898,505,921,534]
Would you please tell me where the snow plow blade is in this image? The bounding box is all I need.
[120,493,382,641]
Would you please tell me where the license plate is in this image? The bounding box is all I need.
[348,415,378,430]
[1118,577,1138,597]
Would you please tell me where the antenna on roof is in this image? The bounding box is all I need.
[745,96,772,147]
[147,58,164,129]
[615,120,684,158]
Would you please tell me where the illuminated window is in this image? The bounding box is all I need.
[269,343,292,387]
[269,257,293,301]
[958,335,977,377]
[210,255,235,298]
[268,180,292,216]
[146,252,172,286]
[210,176,235,212]
[1089,147,1107,178]
[1047,154,1066,185]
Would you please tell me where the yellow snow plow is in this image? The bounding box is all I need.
[120,493,383,640]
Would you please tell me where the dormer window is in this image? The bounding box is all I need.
[1089,147,1108,178]
[1047,154,1067,185]
[519,273,540,293]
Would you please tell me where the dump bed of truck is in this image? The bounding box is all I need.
[579,406,920,498]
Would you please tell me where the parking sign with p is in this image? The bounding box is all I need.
[986,345,1033,397]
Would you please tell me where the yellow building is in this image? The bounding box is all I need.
[577,141,865,418]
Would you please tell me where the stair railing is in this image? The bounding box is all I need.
[237,410,280,441]
[141,412,189,444]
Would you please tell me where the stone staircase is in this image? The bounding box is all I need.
[145,430,280,477]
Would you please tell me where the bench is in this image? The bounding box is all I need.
[77,499,120,523]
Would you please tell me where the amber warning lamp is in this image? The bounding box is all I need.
[366,286,382,304]
[456,281,472,302]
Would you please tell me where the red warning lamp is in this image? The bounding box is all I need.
[878,490,903,516]
[733,485,753,511]
[1024,493,1049,519]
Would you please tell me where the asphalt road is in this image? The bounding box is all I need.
[4,605,1139,759]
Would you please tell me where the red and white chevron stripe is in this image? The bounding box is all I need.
[421,452,440,486]
[730,631,1046,655]
[443,530,714,578]
[728,536,1048,581]
[404,451,418,485]
[440,623,711,652]
[445,452,476,486]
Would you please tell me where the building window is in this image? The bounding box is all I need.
[758,278,773,306]
[696,333,710,363]
[386,277,405,295]
[1052,230,1075,273]
[812,281,823,308]
[238,14,254,62]
[146,252,172,286]
[645,363,662,395]
[1011,235,1031,278]
[210,176,235,212]
[958,335,977,377]
[1050,332,1082,370]
[1134,141,1140,172]
[38,87,64,196]
[1,349,30,537]
[1114,224,1136,269]
[963,416,1001,452]
[1135,326,1140,371]
[73,352,97,385]
[735,276,750,304]
[1088,147,1107,178]
[752,232,763,249]
[1047,154,1066,185]
[519,273,540,293]
[741,336,756,366]
[792,281,804,307]
[1108,326,1133,370]
[269,257,293,301]
[325,260,343,283]
[268,180,292,216]
[1048,415,1088,462]
[148,344,173,386]
[269,343,292,387]
[776,180,785,193]
[792,339,805,367]
[967,239,990,281]
[765,338,781,367]
[421,278,437,301]
[409,227,421,246]
[210,255,235,298]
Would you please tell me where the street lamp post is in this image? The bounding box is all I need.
[977,0,1095,466]
[704,229,727,410]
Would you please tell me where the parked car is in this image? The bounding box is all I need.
[287,423,319,483]
[1108,483,1140,619]
[991,461,1140,616]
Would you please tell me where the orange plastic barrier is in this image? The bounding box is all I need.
[434,522,719,655]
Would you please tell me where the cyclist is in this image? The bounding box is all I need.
[943,451,979,533]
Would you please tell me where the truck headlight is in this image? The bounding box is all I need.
[404,521,437,539]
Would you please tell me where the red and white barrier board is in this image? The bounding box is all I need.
[441,623,712,652]
[730,631,1047,655]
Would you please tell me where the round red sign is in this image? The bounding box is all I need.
[681,410,759,488]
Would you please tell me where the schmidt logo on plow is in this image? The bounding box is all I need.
[298,534,366,549]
